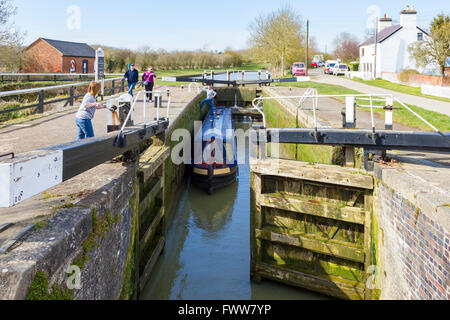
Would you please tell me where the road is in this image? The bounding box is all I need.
[309,69,450,116]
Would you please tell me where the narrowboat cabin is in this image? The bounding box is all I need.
[191,107,238,195]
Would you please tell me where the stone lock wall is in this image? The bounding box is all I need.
[0,163,139,300]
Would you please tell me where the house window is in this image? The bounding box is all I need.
[418,33,423,41]
[361,48,365,57]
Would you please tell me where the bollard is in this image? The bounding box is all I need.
[344,96,356,168]
[345,97,356,129]
[385,97,394,130]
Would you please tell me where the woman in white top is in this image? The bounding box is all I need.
[75,82,105,140]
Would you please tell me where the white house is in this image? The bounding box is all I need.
[359,5,430,80]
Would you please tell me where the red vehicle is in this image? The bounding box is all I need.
[291,62,307,76]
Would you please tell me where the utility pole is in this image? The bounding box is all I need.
[306,20,309,76]
[374,17,378,79]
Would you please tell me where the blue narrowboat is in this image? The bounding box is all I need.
[191,107,238,194]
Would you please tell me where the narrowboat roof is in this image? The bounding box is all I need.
[195,107,234,142]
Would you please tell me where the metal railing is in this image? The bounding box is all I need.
[111,89,171,146]
[0,77,125,116]
[0,73,122,82]
[252,93,444,137]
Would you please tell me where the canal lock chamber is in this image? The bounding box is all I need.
[137,87,377,300]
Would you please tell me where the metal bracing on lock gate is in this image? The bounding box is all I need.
[161,70,302,87]
[0,90,171,208]
[250,93,450,154]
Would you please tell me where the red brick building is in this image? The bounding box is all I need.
[22,38,96,74]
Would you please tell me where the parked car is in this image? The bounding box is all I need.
[291,62,307,76]
[324,60,338,74]
[312,61,325,68]
[332,63,349,76]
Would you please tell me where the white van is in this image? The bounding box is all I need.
[324,60,339,74]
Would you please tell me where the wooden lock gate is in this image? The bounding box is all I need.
[250,158,375,300]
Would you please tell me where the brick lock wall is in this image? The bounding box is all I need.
[22,39,63,73]
[62,56,95,74]
[377,182,449,300]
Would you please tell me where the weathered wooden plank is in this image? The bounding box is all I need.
[260,194,366,225]
[252,159,374,190]
[254,262,365,300]
[139,146,170,183]
[140,207,164,250]
[256,228,365,263]
[139,237,165,292]
[139,178,163,215]
[250,172,262,280]
[364,191,374,300]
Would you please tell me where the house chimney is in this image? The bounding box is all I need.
[400,5,417,29]
[378,14,393,32]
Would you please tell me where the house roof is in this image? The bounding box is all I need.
[360,25,402,46]
[40,38,96,58]
[360,25,430,47]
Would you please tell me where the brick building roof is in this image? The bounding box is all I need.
[41,38,96,58]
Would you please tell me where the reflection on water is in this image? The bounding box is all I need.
[140,124,327,300]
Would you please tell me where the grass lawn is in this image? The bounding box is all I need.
[351,78,450,103]
[274,81,450,132]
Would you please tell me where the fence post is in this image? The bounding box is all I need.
[69,86,74,106]
[112,80,115,95]
[121,78,125,92]
[38,90,44,113]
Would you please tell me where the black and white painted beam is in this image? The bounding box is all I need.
[261,129,450,153]
[0,121,168,208]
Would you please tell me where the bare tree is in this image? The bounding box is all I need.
[333,33,360,62]
[0,0,24,71]
[409,13,450,76]
[248,6,305,76]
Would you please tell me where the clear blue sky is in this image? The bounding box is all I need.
[13,0,450,52]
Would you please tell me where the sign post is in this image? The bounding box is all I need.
[95,48,105,98]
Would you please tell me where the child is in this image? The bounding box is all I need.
[75,82,105,140]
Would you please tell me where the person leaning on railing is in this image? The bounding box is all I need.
[75,81,106,140]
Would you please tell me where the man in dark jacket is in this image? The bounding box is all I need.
[123,64,139,96]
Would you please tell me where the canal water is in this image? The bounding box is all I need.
[141,123,327,300]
